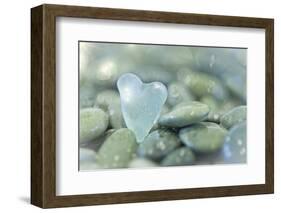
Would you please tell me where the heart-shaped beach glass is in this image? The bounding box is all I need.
[117,73,168,142]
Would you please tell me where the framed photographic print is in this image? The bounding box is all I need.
[31,4,274,208]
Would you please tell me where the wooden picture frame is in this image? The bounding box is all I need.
[31,4,274,208]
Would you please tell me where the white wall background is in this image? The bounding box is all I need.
[0,0,279,212]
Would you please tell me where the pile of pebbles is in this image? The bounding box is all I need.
[79,42,247,170]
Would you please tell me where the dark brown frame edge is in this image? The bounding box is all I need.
[31,4,274,208]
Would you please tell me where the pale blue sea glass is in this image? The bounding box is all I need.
[117,73,168,143]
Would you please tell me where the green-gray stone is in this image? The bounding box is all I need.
[161,105,170,115]
[179,122,227,153]
[97,128,137,168]
[80,84,97,109]
[220,122,247,163]
[206,112,221,123]
[179,69,228,100]
[80,148,97,163]
[137,129,181,161]
[193,48,246,78]
[80,162,100,170]
[220,106,246,129]
[90,56,134,89]
[80,108,109,143]
[79,148,99,171]
[160,47,195,68]
[224,72,246,103]
[95,90,126,129]
[129,158,158,168]
[84,129,116,151]
[151,105,170,131]
[131,66,174,84]
[205,99,241,123]
[161,147,195,166]
[194,151,224,165]
[159,101,209,128]
[200,95,219,110]
[167,82,194,107]
[91,59,119,88]
[133,46,195,70]
[200,96,221,122]
[95,90,118,108]
[219,99,241,114]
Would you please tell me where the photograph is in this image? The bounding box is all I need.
[79,42,247,170]
[30,4,274,208]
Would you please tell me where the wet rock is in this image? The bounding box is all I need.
[161,147,195,166]
[159,101,209,127]
[129,158,158,168]
[219,122,247,163]
[179,69,229,100]
[79,148,99,170]
[220,106,247,129]
[179,122,227,153]
[137,129,181,161]
[80,108,109,143]
[167,82,194,107]
[95,90,126,129]
[97,128,138,168]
